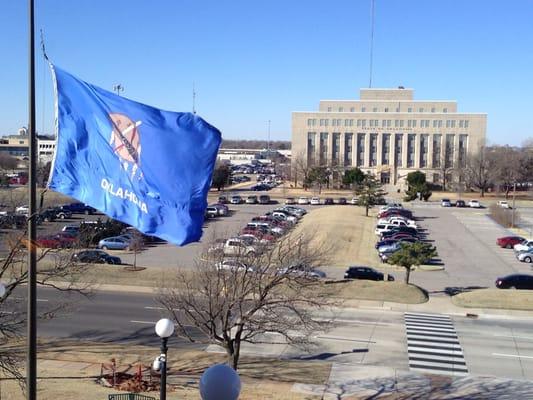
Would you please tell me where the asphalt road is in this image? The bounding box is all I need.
[7,287,533,381]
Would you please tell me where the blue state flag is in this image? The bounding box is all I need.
[48,65,221,246]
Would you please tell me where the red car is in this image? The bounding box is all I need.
[497,236,525,249]
[35,236,61,249]
[54,232,78,247]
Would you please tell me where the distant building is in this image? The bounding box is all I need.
[0,129,56,164]
[292,88,486,186]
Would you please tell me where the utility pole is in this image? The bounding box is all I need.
[368,0,375,88]
[113,84,124,96]
[512,182,517,228]
[267,120,271,152]
[27,1,37,399]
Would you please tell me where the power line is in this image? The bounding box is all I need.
[369,0,375,88]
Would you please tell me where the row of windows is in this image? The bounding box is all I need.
[326,106,450,113]
[309,119,469,129]
[39,144,55,149]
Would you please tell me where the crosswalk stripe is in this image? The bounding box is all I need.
[404,312,468,376]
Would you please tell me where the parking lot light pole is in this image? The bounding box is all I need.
[155,318,174,400]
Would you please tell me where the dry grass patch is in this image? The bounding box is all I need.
[290,205,381,268]
[0,339,327,400]
[452,289,533,311]
[320,280,428,304]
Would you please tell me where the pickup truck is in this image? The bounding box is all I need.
[223,238,258,257]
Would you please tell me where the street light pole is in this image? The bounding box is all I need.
[113,84,124,96]
[155,318,174,400]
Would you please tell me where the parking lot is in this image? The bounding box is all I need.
[409,205,532,293]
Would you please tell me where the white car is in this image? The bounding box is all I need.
[468,200,481,208]
[216,260,254,272]
[375,223,395,236]
[441,199,452,207]
[310,197,321,205]
[223,238,258,257]
[298,197,310,205]
[16,205,29,215]
[349,197,359,205]
[497,200,510,209]
[514,240,533,253]
[285,197,296,205]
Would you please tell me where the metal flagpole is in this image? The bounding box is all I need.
[27,0,38,399]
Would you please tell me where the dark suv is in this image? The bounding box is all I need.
[72,250,121,265]
[496,274,533,290]
[62,202,96,215]
[344,266,394,281]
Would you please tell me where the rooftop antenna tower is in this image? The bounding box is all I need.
[368,0,375,88]
[192,82,196,114]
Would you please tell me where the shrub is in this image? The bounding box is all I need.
[488,204,519,228]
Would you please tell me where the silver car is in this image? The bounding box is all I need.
[517,250,533,263]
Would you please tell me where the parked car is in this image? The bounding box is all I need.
[375,237,417,249]
[35,235,61,249]
[514,240,533,253]
[61,224,80,234]
[217,195,228,204]
[98,236,132,250]
[336,197,347,205]
[441,199,452,207]
[310,197,321,205]
[259,195,271,205]
[210,203,229,216]
[246,195,258,204]
[205,206,219,218]
[216,260,254,272]
[54,232,78,247]
[468,200,481,208]
[298,197,310,205]
[277,264,326,278]
[223,238,258,257]
[455,200,466,208]
[230,195,243,204]
[38,208,57,222]
[349,197,359,205]
[344,266,394,281]
[72,250,121,264]
[497,200,511,209]
[497,236,525,249]
[0,214,27,229]
[517,250,533,263]
[16,205,29,215]
[53,206,73,219]
[285,197,296,205]
[496,274,533,290]
[324,198,334,205]
[62,202,96,214]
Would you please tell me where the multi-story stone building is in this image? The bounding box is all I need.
[292,88,486,186]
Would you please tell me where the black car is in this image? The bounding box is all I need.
[324,198,334,205]
[62,202,96,215]
[38,208,57,222]
[259,195,271,204]
[336,197,347,205]
[72,250,121,265]
[344,266,394,281]
[456,200,466,208]
[375,237,417,249]
[496,274,533,290]
[0,214,27,229]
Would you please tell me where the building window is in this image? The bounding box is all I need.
[344,133,353,166]
[339,107,344,112]
[350,107,355,112]
[458,134,468,167]
[432,134,441,168]
[387,120,391,127]
[395,120,399,128]
[372,107,378,112]
[446,120,451,128]
[357,119,361,127]
[399,120,404,127]
[407,134,416,168]
[419,108,424,112]
[382,134,391,165]
[320,132,329,165]
[307,132,316,165]
[324,119,329,126]
[357,133,365,166]
[431,107,435,113]
[382,120,387,128]
[433,120,438,128]
[327,107,332,112]
[361,107,366,112]
[451,120,456,128]
[396,107,400,112]
[332,119,337,127]
[408,107,412,112]
[307,119,313,127]
[370,120,374,127]
[384,107,389,112]
[443,108,448,113]
[395,134,403,167]
[361,119,367,127]
[332,133,341,165]
[459,120,464,128]
[420,134,429,168]
[369,134,378,166]
[464,120,469,128]
[345,119,353,127]
[445,134,454,168]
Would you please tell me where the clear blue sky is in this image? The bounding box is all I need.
[0,0,532,145]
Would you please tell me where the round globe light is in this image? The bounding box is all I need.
[199,364,241,400]
[0,283,5,298]
[155,318,175,338]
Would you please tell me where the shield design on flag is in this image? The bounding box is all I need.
[109,113,142,178]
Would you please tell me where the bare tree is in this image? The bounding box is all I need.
[0,153,18,171]
[292,151,310,188]
[157,232,335,370]
[465,147,496,197]
[491,146,521,198]
[0,228,93,382]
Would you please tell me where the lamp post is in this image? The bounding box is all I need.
[113,84,124,96]
[155,318,174,400]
